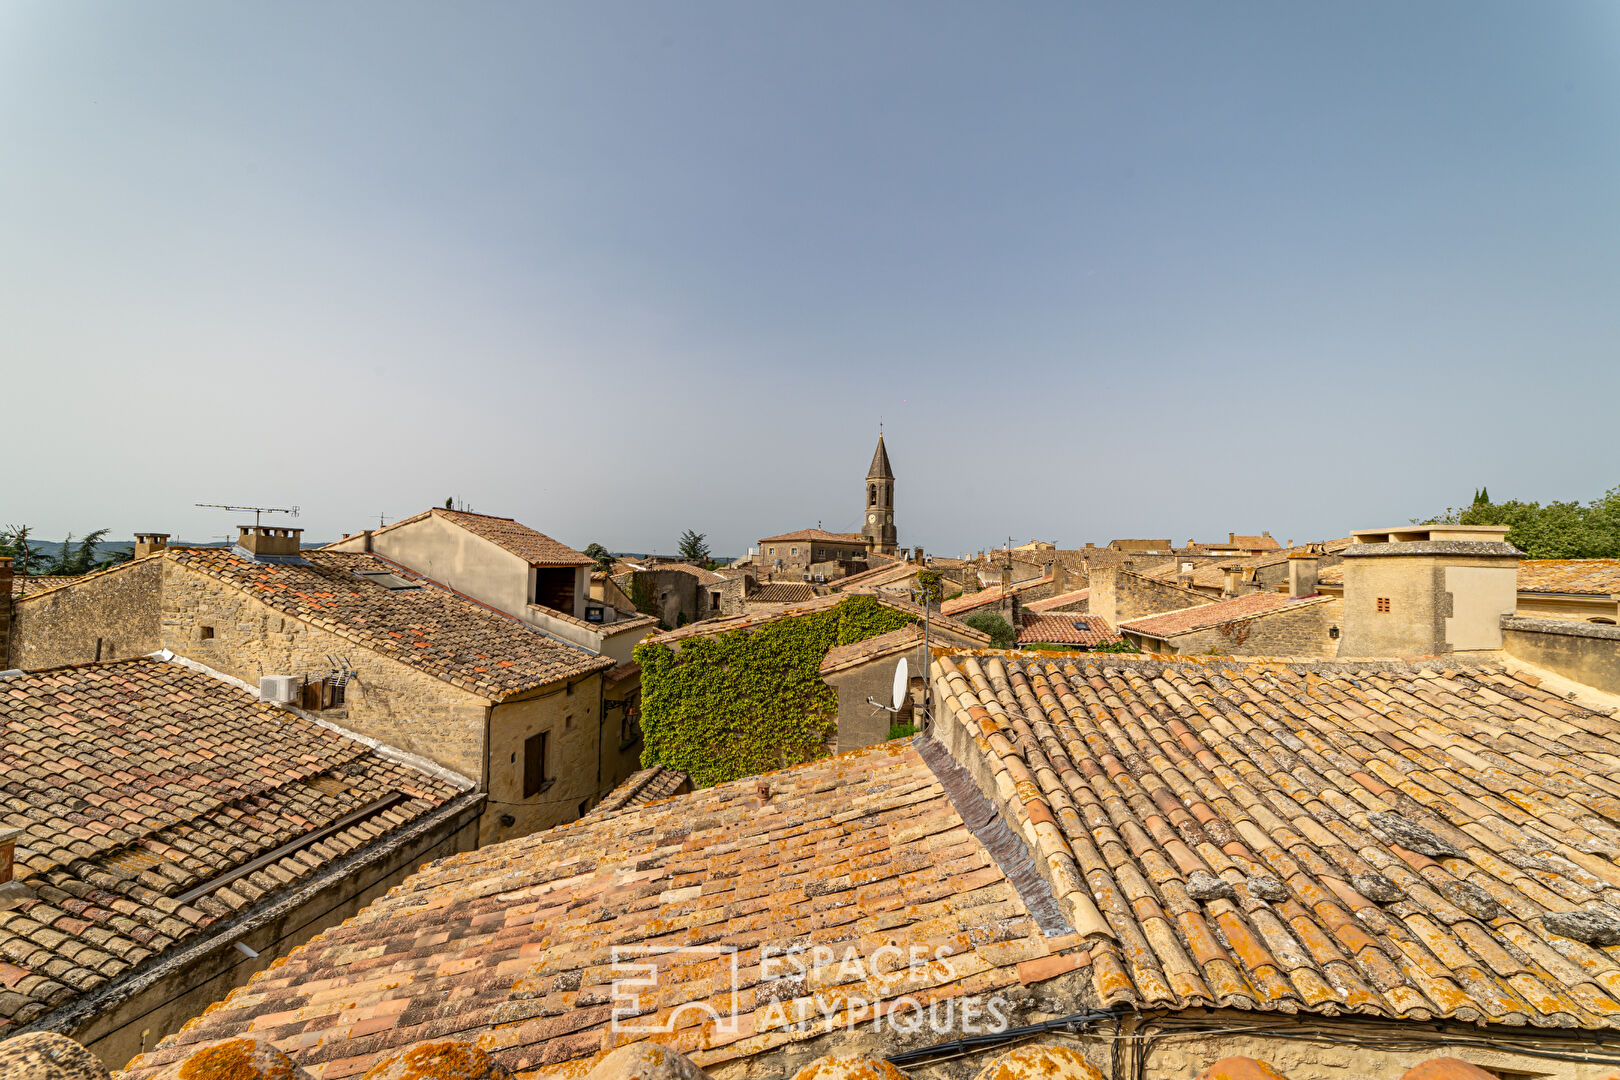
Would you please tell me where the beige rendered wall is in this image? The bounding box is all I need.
[1502,616,1620,696]
[1144,598,1342,658]
[1089,566,1212,626]
[161,561,492,781]
[484,672,604,843]
[73,798,481,1071]
[10,557,164,669]
[1338,555,1516,657]
[1516,592,1620,622]
[360,513,542,617]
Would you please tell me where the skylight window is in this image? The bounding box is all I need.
[353,570,420,591]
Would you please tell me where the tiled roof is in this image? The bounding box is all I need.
[1016,614,1120,648]
[932,651,1620,1030]
[1025,589,1090,613]
[1317,564,1344,586]
[940,577,1054,617]
[1242,539,1354,572]
[9,575,79,598]
[829,561,917,593]
[1107,540,1173,553]
[121,742,1086,1080]
[819,624,924,676]
[747,582,817,605]
[1121,593,1331,639]
[586,765,689,817]
[646,593,990,647]
[757,529,867,545]
[1516,560,1620,596]
[164,548,613,699]
[0,658,463,1034]
[434,509,593,567]
[1143,558,1251,590]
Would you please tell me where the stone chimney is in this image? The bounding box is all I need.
[0,558,10,670]
[1288,549,1319,598]
[1229,532,1237,546]
[235,526,304,564]
[1000,563,1013,591]
[134,533,170,558]
[1336,525,1521,658]
[1222,567,1244,598]
[0,826,30,908]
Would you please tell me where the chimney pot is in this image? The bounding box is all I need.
[134,533,171,558]
[236,525,305,563]
[0,826,17,885]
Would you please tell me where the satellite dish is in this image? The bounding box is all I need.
[892,656,910,711]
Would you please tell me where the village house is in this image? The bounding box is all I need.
[751,435,902,576]
[1014,612,1119,650]
[1188,531,1283,557]
[324,508,657,665]
[78,535,1620,1080]
[5,527,621,843]
[0,657,479,1068]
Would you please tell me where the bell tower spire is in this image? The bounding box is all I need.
[861,432,898,556]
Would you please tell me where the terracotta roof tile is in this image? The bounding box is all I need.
[820,625,924,676]
[119,743,1079,1080]
[940,577,1055,617]
[1516,560,1620,596]
[829,562,918,593]
[432,509,593,567]
[0,658,461,1031]
[1121,593,1332,639]
[757,529,867,545]
[748,582,817,605]
[586,766,689,817]
[931,651,1620,1030]
[164,548,613,698]
[647,593,989,648]
[1024,589,1090,613]
[8,575,79,598]
[1016,614,1119,648]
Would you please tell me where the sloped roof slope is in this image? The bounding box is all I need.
[1122,593,1333,639]
[165,547,612,698]
[931,651,1620,1030]
[121,742,1084,1080]
[0,658,463,1034]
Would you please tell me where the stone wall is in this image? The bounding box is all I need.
[1337,552,1517,658]
[484,674,606,844]
[160,561,492,782]
[1141,598,1342,658]
[1087,566,1212,627]
[11,558,164,670]
[1501,615,1620,696]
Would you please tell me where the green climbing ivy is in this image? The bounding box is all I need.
[635,596,917,786]
[628,573,659,616]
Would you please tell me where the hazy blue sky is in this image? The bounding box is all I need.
[5,3,1618,557]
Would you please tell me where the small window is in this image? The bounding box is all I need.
[711,591,722,610]
[523,732,550,797]
[791,547,798,556]
[566,682,574,696]
[353,570,420,591]
[1376,597,1391,613]
[199,625,214,640]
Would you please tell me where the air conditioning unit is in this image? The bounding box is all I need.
[260,675,299,704]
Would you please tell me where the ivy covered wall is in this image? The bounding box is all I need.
[634,596,916,785]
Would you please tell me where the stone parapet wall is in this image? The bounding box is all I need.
[1501,614,1620,696]
[11,558,164,669]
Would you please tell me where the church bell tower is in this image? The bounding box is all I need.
[861,434,898,556]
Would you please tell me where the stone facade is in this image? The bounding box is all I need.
[1130,597,1342,657]
[1336,527,1520,658]
[11,555,617,843]
[159,561,493,781]
[10,556,164,669]
[758,536,868,573]
[0,557,11,668]
[1086,566,1213,626]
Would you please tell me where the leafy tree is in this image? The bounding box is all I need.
[44,530,130,575]
[582,542,615,576]
[1093,638,1142,654]
[445,497,454,509]
[0,525,47,576]
[677,530,711,565]
[1424,485,1620,559]
[963,610,1017,649]
[914,569,944,607]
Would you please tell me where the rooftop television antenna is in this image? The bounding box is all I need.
[195,503,300,527]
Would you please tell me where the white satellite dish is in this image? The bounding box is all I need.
[892,656,910,711]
